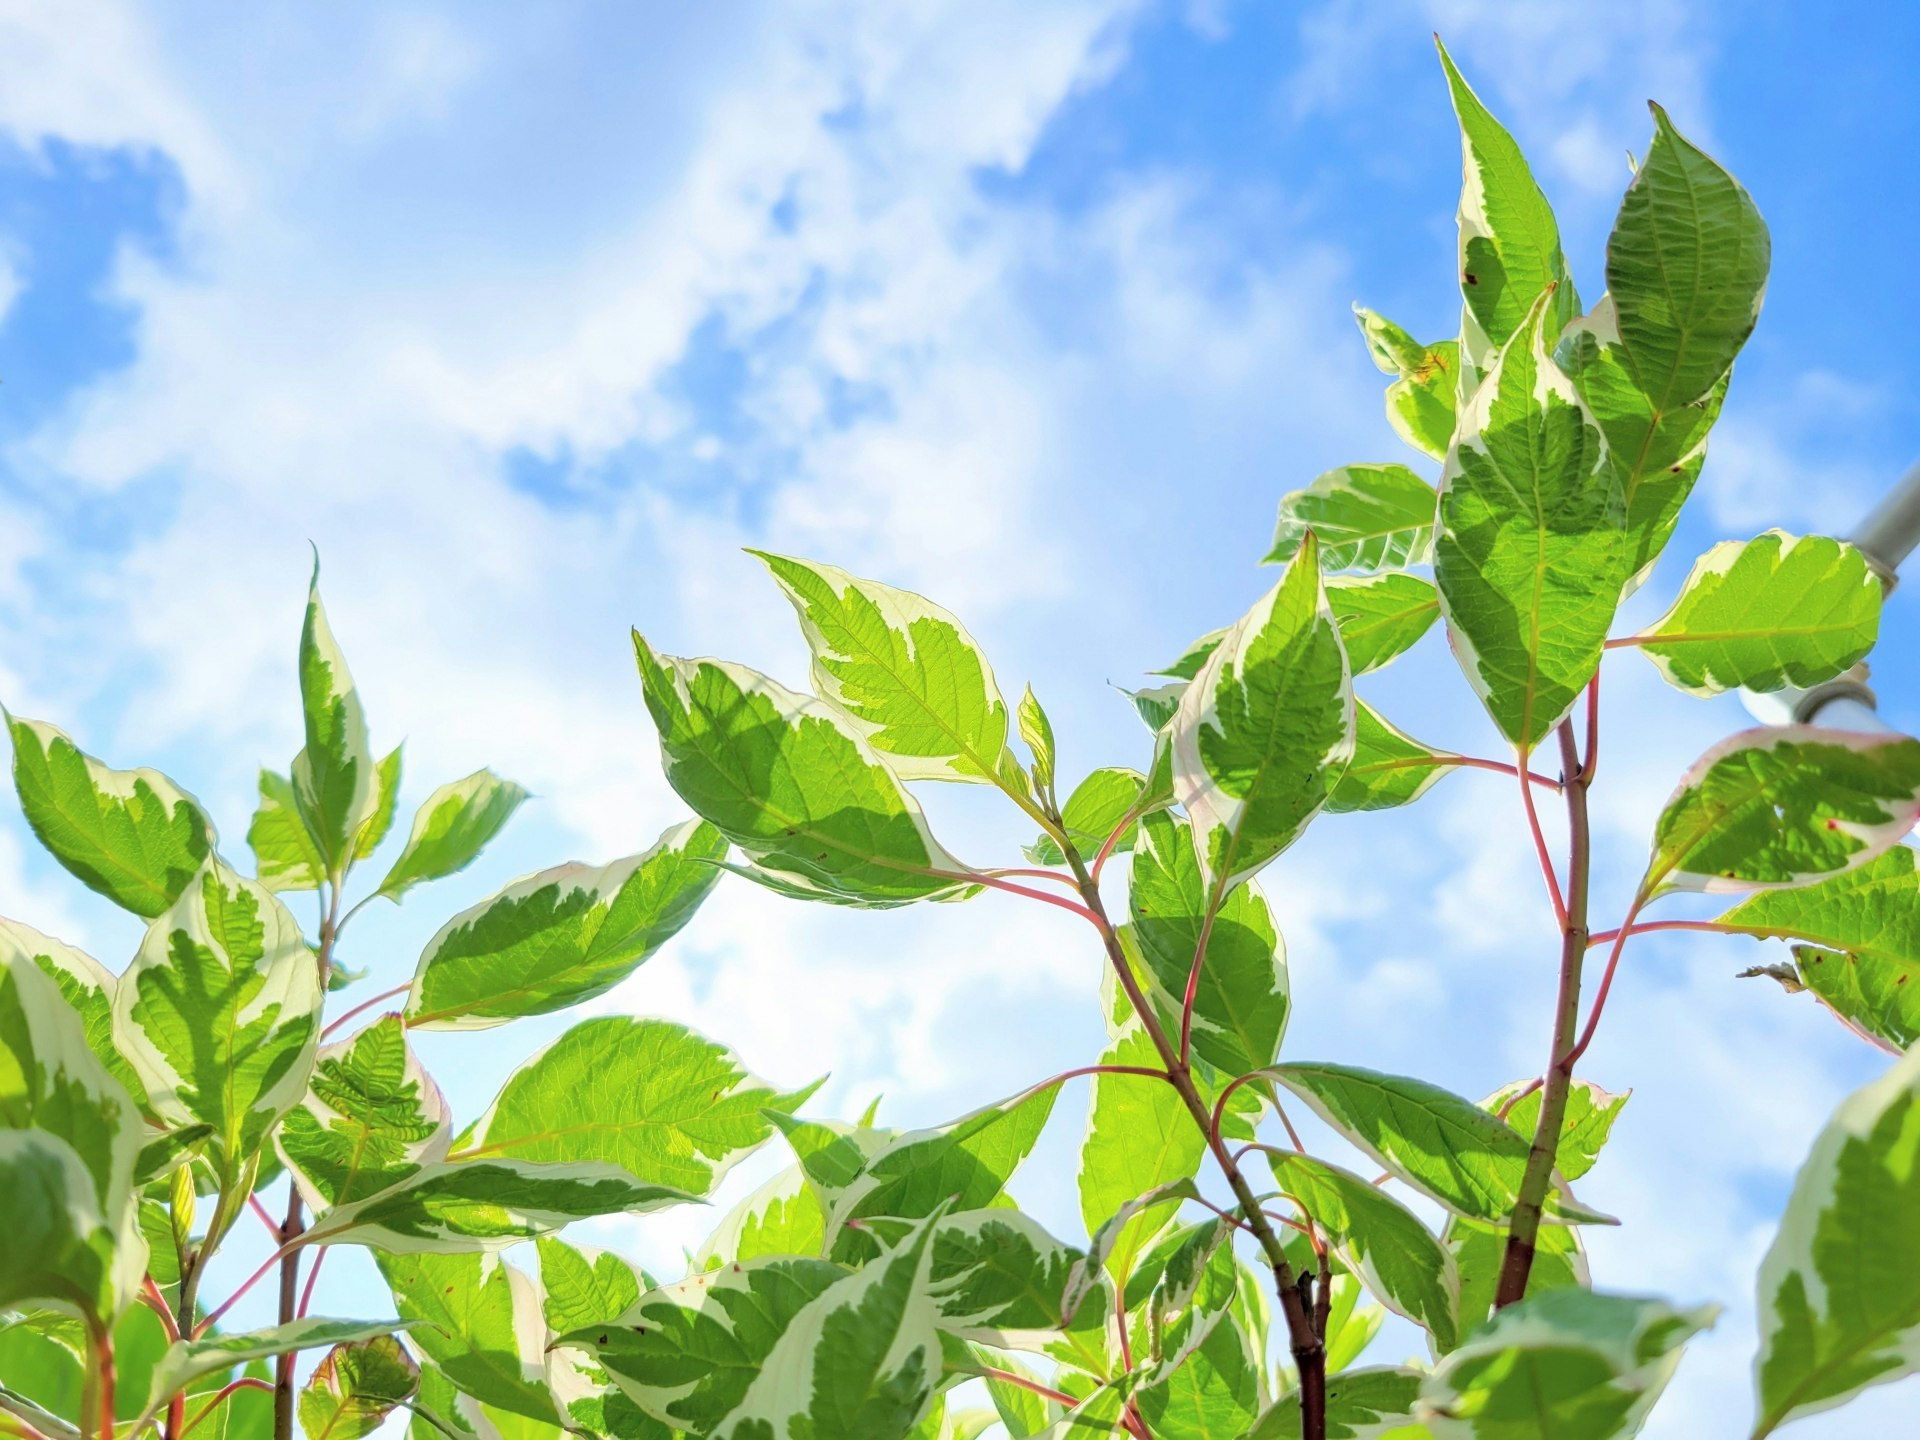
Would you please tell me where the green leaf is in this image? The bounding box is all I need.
[636,635,971,906]
[1421,1288,1713,1439]
[1250,1366,1422,1439]
[1446,1217,1586,1354]
[405,818,726,1028]
[1025,767,1146,866]
[1435,287,1624,749]
[1173,531,1353,893]
[1265,464,1437,573]
[305,1157,693,1252]
[566,1254,848,1434]
[248,768,328,893]
[535,1238,654,1437]
[376,770,529,902]
[1128,811,1288,1076]
[1644,727,1920,894]
[1264,1062,1610,1224]
[1017,686,1056,793]
[114,864,322,1185]
[1555,300,1727,589]
[142,1319,415,1424]
[892,1208,1090,1348]
[299,1335,421,1440]
[1436,38,1578,382]
[0,917,147,1105]
[292,567,381,874]
[5,714,215,918]
[1723,848,1920,1050]
[1078,1029,1202,1285]
[752,551,1012,784]
[1128,681,1186,734]
[1607,103,1770,414]
[697,1163,829,1266]
[709,1210,947,1440]
[1267,1151,1461,1352]
[1327,702,1459,814]
[1488,1078,1627,1184]
[354,747,405,860]
[979,1354,1060,1437]
[277,1014,452,1210]
[1627,532,1880,696]
[1354,306,1460,460]
[1133,1301,1261,1440]
[378,1251,556,1423]
[1327,572,1440,676]
[456,1016,800,1196]
[1752,1043,1920,1435]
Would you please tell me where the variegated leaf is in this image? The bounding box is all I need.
[1353,306,1460,461]
[378,1251,557,1423]
[1266,464,1436,573]
[291,566,381,873]
[377,769,529,902]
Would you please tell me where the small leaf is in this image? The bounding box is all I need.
[377,770,529,901]
[1327,572,1440,676]
[1025,767,1145,866]
[1249,1366,1422,1439]
[1435,287,1625,749]
[1627,532,1880,696]
[1268,1151,1461,1352]
[1422,1289,1713,1438]
[1016,686,1056,792]
[299,1335,421,1440]
[636,636,971,906]
[6,714,215,918]
[1490,1078,1627,1184]
[248,768,328,893]
[1437,38,1578,381]
[353,747,404,861]
[1607,103,1770,414]
[1354,306,1459,460]
[291,566,381,874]
[406,818,725,1028]
[1266,464,1437,573]
[143,1319,415,1423]
[113,864,322,1185]
[457,1016,801,1196]
[1265,1062,1610,1224]
[1445,1217,1586,1355]
[1327,702,1459,814]
[1173,531,1353,893]
[1644,726,1920,894]
[1752,1043,1920,1435]
[752,551,1011,784]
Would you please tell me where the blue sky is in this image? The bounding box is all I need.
[1,2,1916,1432]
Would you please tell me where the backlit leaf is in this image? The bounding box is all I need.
[1266,464,1436,573]
[1327,703,1458,814]
[1354,306,1460,461]
[1078,1029,1201,1285]
[697,1163,829,1266]
[1025,767,1145,867]
[0,917,146,1105]
[299,1335,421,1440]
[378,1251,555,1423]
[143,1319,416,1423]
[248,768,328,893]
[378,770,529,902]
[291,567,381,874]
[1327,572,1440,675]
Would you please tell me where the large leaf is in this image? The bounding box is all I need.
[113,864,322,1184]
[1078,1029,1201,1285]
[299,1335,421,1440]
[1265,1062,1609,1225]
[636,636,970,906]
[1267,1151,1460,1352]
[1435,287,1624,748]
[1128,811,1288,1076]
[406,818,725,1029]
[291,567,381,873]
[456,1016,798,1196]
[535,1237,652,1437]
[1024,767,1145,867]
[305,1156,692,1252]
[697,1163,829,1266]
[1421,1289,1712,1439]
[753,551,1011,784]
[1752,1043,1920,1436]
[1327,572,1440,675]
[1643,727,1920,894]
[914,1209,1090,1348]
[1133,1298,1261,1440]
[1327,703,1458,814]
[1437,38,1577,381]
[377,770,529,901]
[1627,533,1880,696]
[1265,464,1436,572]
[1555,299,1727,590]
[1723,848,1920,1051]
[709,1212,947,1440]
[0,917,146,1105]
[247,768,329,893]
[5,714,214,918]
[1173,532,1353,892]
[277,1014,452,1210]
[568,1255,848,1432]
[1354,306,1460,460]
[378,1251,556,1423]
[1607,104,1770,414]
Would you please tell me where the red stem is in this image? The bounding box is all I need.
[984,866,1086,889]
[1564,895,1646,1068]
[1447,754,1564,789]
[1177,904,1220,1065]
[296,1244,328,1318]
[141,1273,182,1342]
[197,1238,298,1336]
[248,1192,280,1238]
[319,983,411,1040]
[179,1379,274,1438]
[1581,674,1601,783]
[1516,750,1568,926]
[1496,1075,1545,1121]
[1587,918,1738,948]
[936,869,1102,924]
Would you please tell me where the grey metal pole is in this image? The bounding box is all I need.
[1741,459,1920,731]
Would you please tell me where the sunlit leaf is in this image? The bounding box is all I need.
[299,1335,421,1440]
[1025,767,1145,867]
[1354,306,1460,460]
[1327,572,1440,675]
[1327,702,1459,814]
[1266,464,1436,573]
[291,565,381,874]
[378,1251,556,1423]
[377,770,529,902]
